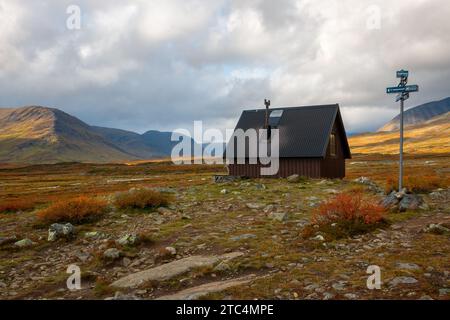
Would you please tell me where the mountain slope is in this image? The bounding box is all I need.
[0,106,165,163]
[350,112,450,154]
[378,97,450,132]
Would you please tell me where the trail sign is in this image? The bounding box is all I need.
[386,70,419,191]
[396,70,409,78]
[386,85,419,94]
[396,93,409,102]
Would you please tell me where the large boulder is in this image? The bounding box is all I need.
[381,190,426,212]
[398,194,423,212]
[48,223,75,242]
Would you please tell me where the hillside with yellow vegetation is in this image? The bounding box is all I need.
[349,112,450,154]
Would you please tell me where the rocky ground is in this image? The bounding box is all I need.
[0,159,449,300]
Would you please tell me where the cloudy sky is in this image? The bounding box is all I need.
[0,0,449,135]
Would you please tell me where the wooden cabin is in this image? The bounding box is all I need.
[226,104,351,178]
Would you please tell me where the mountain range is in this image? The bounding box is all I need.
[0,106,184,163]
[1,97,449,163]
[378,97,450,132]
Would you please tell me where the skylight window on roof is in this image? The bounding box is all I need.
[269,110,283,127]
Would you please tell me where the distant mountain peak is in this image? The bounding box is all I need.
[378,97,450,132]
[0,106,178,164]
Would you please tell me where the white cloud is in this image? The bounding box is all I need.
[0,0,449,133]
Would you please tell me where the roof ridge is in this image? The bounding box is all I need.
[243,104,339,112]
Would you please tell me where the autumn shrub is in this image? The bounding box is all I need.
[36,196,108,224]
[384,176,397,194]
[0,198,38,214]
[405,175,445,193]
[305,191,387,239]
[114,189,171,210]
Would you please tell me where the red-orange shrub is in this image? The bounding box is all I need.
[0,199,37,213]
[36,196,108,224]
[114,189,171,210]
[312,191,386,225]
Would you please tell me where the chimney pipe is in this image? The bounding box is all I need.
[264,99,270,129]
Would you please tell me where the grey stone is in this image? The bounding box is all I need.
[389,276,418,287]
[439,288,450,296]
[103,248,121,260]
[287,174,300,183]
[396,262,421,271]
[322,292,335,300]
[310,235,325,241]
[165,246,177,255]
[246,203,263,209]
[422,223,450,235]
[213,261,231,272]
[157,274,257,300]
[48,223,75,242]
[332,281,347,291]
[268,212,288,222]
[14,239,34,248]
[343,293,358,299]
[230,234,257,241]
[111,252,243,288]
[399,194,423,212]
[220,189,228,194]
[116,234,139,246]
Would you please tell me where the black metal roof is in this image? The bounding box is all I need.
[227,104,351,158]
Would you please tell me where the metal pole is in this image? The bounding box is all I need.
[399,98,404,191]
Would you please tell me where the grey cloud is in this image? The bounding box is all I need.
[0,0,449,134]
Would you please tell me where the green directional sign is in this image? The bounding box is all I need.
[396,70,409,78]
[386,84,418,94]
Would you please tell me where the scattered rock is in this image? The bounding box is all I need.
[116,234,139,246]
[287,174,300,183]
[165,246,177,255]
[157,207,172,215]
[84,231,101,239]
[214,175,237,183]
[220,189,228,194]
[396,262,421,271]
[105,291,140,300]
[332,281,347,291]
[122,257,131,267]
[310,235,325,241]
[389,276,418,287]
[14,239,34,248]
[439,288,450,296]
[422,223,450,235]
[230,234,257,241]
[268,212,288,222]
[343,293,358,299]
[75,251,91,263]
[111,252,243,288]
[255,184,266,190]
[103,248,121,260]
[214,261,231,272]
[382,191,425,212]
[48,223,75,242]
[157,274,258,300]
[246,203,263,209]
[399,194,423,212]
[353,177,383,194]
[322,292,335,300]
[419,295,434,300]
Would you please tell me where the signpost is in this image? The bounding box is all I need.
[386,70,419,191]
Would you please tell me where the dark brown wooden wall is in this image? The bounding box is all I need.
[228,158,322,178]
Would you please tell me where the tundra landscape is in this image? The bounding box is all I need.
[1,0,449,306]
[0,107,449,299]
